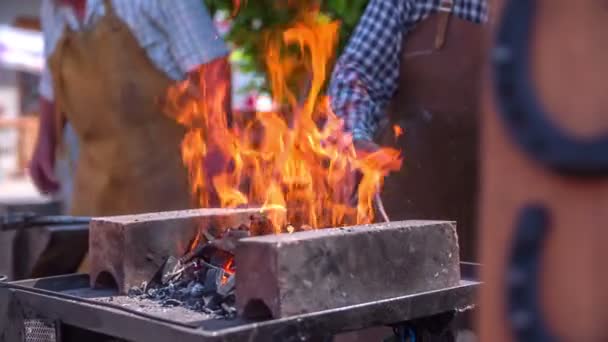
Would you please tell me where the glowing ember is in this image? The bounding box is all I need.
[221,258,235,285]
[286,225,296,234]
[189,230,203,252]
[165,2,402,234]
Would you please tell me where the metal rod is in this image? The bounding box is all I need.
[374,193,391,223]
[0,213,92,231]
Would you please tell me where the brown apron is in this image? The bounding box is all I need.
[480,0,608,340]
[379,9,486,262]
[48,0,192,217]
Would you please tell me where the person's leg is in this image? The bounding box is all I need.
[55,123,79,213]
[53,123,89,273]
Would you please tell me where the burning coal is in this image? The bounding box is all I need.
[127,214,280,318]
[164,2,402,234]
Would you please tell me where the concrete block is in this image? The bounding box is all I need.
[236,221,460,318]
[89,208,260,293]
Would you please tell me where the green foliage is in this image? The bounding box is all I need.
[204,0,368,92]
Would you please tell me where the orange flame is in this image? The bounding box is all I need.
[393,125,403,139]
[188,230,203,252]
[228,0,246,18]
[221,258,235,285]
[166,4,402,234]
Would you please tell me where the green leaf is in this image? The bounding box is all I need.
[203,0,369,92]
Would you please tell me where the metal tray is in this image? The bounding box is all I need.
[0,263,480,342]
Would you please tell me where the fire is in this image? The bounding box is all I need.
[231,0,246,17]
[393,125,404,139]
[166,2,402,233]
[188,229,203,252]
[221,258,235,285]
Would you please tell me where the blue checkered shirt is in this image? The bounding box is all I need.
[328,0,488,141]
[39,0,229,100]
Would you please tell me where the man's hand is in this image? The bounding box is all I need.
[29,98,59,194]
[354,139,402,172]
[353,139,380,157]
[352,139,402,222]
[186,57,233,128]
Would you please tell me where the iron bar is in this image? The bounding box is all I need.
[0,213,92,231]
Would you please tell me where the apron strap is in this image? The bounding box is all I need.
[102,0,118,17]
[50,36,69,152]
[434,0,454,49]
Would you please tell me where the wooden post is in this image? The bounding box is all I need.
[0,117,39,177]
[480,0,608,341]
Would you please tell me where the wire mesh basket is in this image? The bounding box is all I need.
[23,319,58,342]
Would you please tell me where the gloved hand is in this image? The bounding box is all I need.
[354,139,402,172]
[353,140,402,222]
[354,139,380,157]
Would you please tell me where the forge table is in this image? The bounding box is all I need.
[0,263,480,342]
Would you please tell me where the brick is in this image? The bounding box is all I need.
[89,208,261,293]
[235,221,460,318]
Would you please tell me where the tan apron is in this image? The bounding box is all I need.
[48,0,192,217]
[378,8,486,262]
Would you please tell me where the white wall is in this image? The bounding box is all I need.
[0,0,41,25]
[0,0,41,117]
[0,0,41,177]
[0,0,41,118]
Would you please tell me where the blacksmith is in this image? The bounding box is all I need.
[29,0,231,273]
[329,0,488,261]
[30,0,230,216]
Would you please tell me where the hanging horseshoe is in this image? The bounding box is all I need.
[505,206,556,342]
[493,0,608,177]
[492,0,608,341]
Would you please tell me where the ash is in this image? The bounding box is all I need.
[128,245,237,319]
[127,215,276,319]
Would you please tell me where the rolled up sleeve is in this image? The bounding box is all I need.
[158,0,230,73]
[328,0,407,141]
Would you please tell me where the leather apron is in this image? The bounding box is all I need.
[378,9,485,262]
[48,0,192,217]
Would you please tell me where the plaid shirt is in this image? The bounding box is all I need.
[328,0,488,141]
[39,0,229,100]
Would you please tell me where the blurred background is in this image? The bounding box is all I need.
[0,0,367,206]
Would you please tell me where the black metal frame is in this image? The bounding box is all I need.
[0,213,91,231]
[0,264,479,342]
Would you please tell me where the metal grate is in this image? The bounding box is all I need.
[23,319,57,342]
